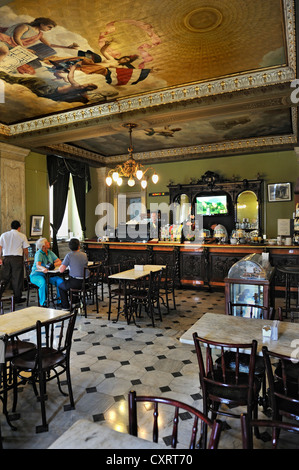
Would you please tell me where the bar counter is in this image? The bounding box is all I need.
[83,239,299,291]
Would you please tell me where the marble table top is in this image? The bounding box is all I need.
[0,306,69,337]
[180,312,299,359]
[109,265,165,281]
[48,419,167,449]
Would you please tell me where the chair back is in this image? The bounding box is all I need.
[0,280,14,313]
[35,311,77,370]
[241,413,299,449]
[128,391,222,449]
[228,302,274,319]
[120,259,135,271]
[148,270,161,303]
[24,260,33,283]
[83,263,102,288]
[193,332,257,409]
[105,264,121,285]
[262,346,299,421]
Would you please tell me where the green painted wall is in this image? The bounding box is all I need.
[25,149,299,240]
[25,152,50,240]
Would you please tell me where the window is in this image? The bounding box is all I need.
[49,174,82,240]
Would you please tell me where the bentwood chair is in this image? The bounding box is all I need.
[226,302,281,410]
[11,311,77,433]
[262,345,299,443]
[193,332,261,446]
[0,280,14,314]
[129,270,162,327]
[227,302,275,320]
[160,265,177,314]
[128,391,223,449]
[24,260,40,307]
[105,264,125,320]
[240,413,299,449]
[70,264,102,317]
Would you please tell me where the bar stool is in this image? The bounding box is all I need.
[277,265,299,321]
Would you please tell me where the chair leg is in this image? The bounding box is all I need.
[165,290,170,314]
[36,371,48,433]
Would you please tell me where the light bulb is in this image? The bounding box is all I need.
[128,177,135,187]
[106,176,112,186]
[141,179,147,189]
[112,171,119,182]
[136,169,143,180]
[117,177,123,186]
[152,172,159,184]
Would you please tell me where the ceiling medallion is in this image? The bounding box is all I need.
[184,7,223,33]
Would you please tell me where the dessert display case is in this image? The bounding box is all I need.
[224,253,275,316]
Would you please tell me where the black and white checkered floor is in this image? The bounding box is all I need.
[1,286,298,449]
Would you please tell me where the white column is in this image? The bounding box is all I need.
[0,143,30,233]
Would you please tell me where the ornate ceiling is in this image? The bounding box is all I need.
[0,0,297,167]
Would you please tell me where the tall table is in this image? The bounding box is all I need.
[108,265,165,324]
[180,312,299,359]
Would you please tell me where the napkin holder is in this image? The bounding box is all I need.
[134,265,144,271]
[262,325,271,338]
[262,321,279,341]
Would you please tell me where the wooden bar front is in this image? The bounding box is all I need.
[84,240,299,292]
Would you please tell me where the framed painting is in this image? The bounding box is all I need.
[30,215,44,237]
[267,183,292,202]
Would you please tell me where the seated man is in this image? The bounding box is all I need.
[59,238,89,310]
[30,237,63,307]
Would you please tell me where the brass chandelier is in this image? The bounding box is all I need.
[105,123,158,188]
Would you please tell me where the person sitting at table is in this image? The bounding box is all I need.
[59,238,89,310]
[30,237,63,307]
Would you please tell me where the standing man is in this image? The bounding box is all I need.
[0,220,30,303]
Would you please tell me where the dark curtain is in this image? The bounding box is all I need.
[47,155,91,256]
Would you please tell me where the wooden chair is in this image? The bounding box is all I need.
[192,332,261,446]
[128,391,222,449]
[70,264,102,317]
[160,265,176,313]
[262,345,299,444]
[11,311,77,433]
[0,280,14,314]
[226,302,283,410]
[241,413,299,449]
[24,260,40,307]
[105,263,125,320]
[129,270,162,327]
[228,302,275,319]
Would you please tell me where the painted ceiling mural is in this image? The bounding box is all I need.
[0,0,296,162]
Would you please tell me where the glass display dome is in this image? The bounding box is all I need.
[227,253,273,281]
[225,253,275,315]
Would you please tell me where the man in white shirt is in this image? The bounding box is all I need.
[0,220,30,303]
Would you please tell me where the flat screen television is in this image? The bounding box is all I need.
[196,194,228,216]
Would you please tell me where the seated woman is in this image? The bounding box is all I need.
[59,238,89,310]
[30,237,63,307]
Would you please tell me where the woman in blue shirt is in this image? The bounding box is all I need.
[30,237,63,307]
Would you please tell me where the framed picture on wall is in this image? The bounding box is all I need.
[30,215,44,237]
[267,182,292,202]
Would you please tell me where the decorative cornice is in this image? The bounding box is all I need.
[1,65,295,139]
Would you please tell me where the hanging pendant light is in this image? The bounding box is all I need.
[105,123,159,187]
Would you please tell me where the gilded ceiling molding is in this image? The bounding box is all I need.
[45,143,106,164]
[3,65,295,139]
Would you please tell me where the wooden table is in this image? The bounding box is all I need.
[180,312,299,359]
[108,265,165,324]
[0,306,69,338]
[48,419,167,449]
